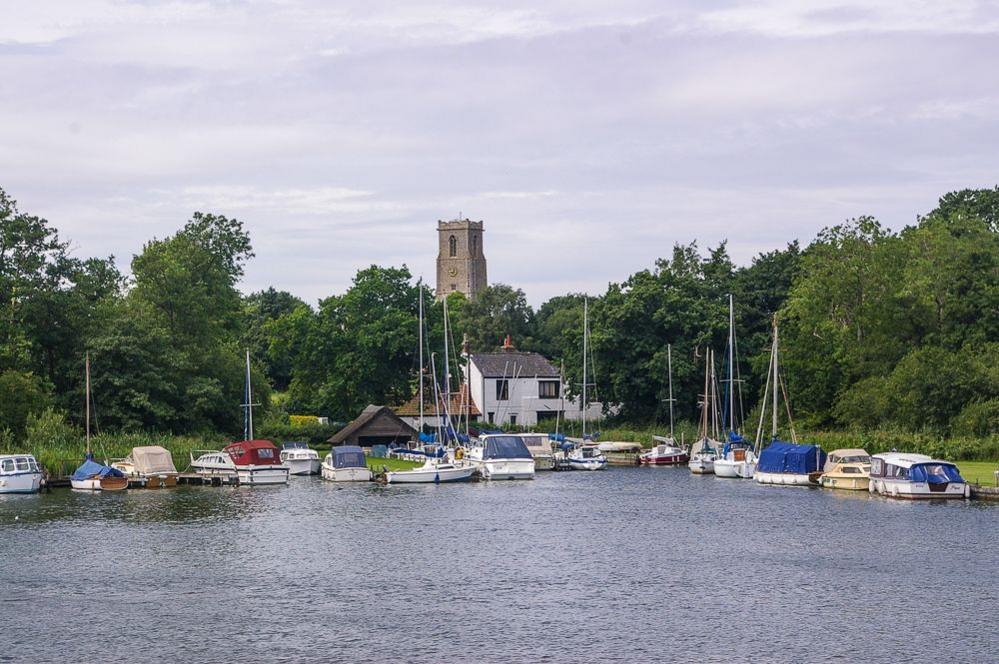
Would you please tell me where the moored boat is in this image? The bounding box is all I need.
[521,433,555,470]
[868,453,970,499]
[112,445,179,488]
[567,443,607,471]
[640,436,688,465]
[71,353,128,492]
[281,441,321,476]
[712,295,756,479]
[818,449,871,491]
[0,454,44,494]
[321,445,372,482]
[688,438,718,474]
[466,434,536,479]
[714,434,756,479]
[689,347,722,475]
[385,458,476,484]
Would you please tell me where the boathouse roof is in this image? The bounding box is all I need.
[328,405,418,447]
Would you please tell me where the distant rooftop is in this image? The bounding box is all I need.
[469,351,559,379]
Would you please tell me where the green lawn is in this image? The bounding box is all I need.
[957,461,999,486]
[366,456,423,473]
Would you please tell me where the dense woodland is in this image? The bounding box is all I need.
[1,185,997,449]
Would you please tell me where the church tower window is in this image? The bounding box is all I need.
[449,235,457,257]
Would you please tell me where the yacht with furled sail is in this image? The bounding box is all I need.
[688,349,721,475]
[70,353,128,491]
[714,295,757,478]
[753,318,826,486]
[640,344,688,466]
[190,350,289,485]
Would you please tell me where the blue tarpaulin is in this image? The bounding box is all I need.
[909,463,964,484]
[757,440,826,474]
[332,446,366,469]
[70,458,125,481]
[483,436,533,460]
[419,432,437,444]
[548,433,566,443]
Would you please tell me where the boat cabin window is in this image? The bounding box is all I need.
[870,458,884,477]
[15,458,29,471]
[1,459,13,472]
[29,458,39,471]
[258,448,275,459]
[841,466,861,474]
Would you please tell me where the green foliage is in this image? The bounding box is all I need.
[24,409,80,467]
[453,283,536,352]
[0,370,51,436]
[951,399,999,437]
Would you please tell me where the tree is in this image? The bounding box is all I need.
[453,284,536,352]
[243,288,310,390]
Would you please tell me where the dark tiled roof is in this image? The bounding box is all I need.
[469,351,559,378]
[327,405,417,444]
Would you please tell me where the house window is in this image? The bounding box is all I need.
[510,414,517,426]
[537,411,559,423]
[449,235,457,257]
[495,379,509,401]
[539,380,560,399]
[487,412,495,423]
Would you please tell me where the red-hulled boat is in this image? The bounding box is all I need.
[191,440,290,485]
[639,436,689,466]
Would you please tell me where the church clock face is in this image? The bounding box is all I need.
[447,266,458,277]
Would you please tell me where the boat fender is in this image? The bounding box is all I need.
[964,484,971,499]
[868,480,876,494]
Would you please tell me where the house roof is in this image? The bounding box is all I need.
[469,351,560,378]
[394,384,481,417]
[327,405,418,444]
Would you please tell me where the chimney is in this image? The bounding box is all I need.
[501,334,515,351]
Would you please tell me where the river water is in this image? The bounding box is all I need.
[2,467,997,663]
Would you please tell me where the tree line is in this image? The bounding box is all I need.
[0,184,996,443]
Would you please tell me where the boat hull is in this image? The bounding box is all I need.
[386,465,475,484]
[870,478,969,499]
[0,472,43,494]
[236,466,290,485]
[820,475,870,491]
[754,471,815,486]
[567,459,606,471]
[477,458,536,480]
[286,458,321,476]
[713,459,741,477]
[689,456,715,474]
[639,453,688,466]
[531,455,555,471]
[70,475,128,491]
[321,465,373,482]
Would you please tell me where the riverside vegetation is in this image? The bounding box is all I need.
[0,184,996,473]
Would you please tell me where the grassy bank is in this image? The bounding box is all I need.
[366,457,423,473]
[956,461,999,486]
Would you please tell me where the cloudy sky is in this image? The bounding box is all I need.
[2,1,997,305]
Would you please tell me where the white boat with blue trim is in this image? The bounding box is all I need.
[869,453,970,499]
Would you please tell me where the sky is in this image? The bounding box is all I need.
[2,1,998,306]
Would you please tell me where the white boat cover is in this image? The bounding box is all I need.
[126,446,178,474]
[597,441,642,452]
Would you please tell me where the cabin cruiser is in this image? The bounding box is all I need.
[688,438,718,474]
[280,441,321,476]
[465,434,536,479]
[520,433,555,470]
[818,448,871,491]
[713,434,756,478]
[640,436,688,466]
[869,453,970,499]
[191,440,289,485]
[112,446,178,488]
[567,444,607,471]
[321,445,372,482]
[0,454,44,494]
[71,453,129,491]
[754,440,826,486]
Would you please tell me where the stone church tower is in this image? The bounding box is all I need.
[436,218,487,300]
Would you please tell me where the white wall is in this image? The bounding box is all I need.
[466,362,605,427]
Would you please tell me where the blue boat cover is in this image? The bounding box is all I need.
[722,431,750,456]
[909,463,963,484]
[370,444,388,458]
[332,446,366,469]
[483,436,532,460]
[548,433,566,443]
[419,432,437,444]
[70,458,125,481]
[757,440,826,474]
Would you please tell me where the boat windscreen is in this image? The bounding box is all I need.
[333,446,367,469]
[909,463,964,484]
[483,436,533,460]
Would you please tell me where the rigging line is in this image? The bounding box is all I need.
[778,368,798,444]
[754,337,775,455]
[734,329,745,433]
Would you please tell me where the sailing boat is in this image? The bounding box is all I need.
[640,344,688,465]
[753,317,826,486]
[386,286,475,484]
[565,298,607,470]
[688,348,720,474]
[190,350,289,485]
[70,353,128,491]
[714,295,756,478]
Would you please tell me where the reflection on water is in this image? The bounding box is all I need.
[3,470,998,662]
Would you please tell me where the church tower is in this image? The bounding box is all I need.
[436,217,487,300]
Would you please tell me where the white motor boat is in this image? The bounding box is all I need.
[568,444,607,471]
[281,442,321,476]
[465,435,536,479]
[191,440,289,485]
[385,458,476,484]
[520,433,555,470]
[0,454,44,494]
[321,445,372,482]
[869,453,970,499]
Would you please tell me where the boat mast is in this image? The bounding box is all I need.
[771,318,779,440]
[85,352,91,456]
[245,349,254,440]
[582,297,588,440]
[667,344,674,440]
[463,333,471,437]
[556,359,565,437]
[418,285,425,433]
[443,297,450,437]
[728,294,735,435]
[700,348,709,440]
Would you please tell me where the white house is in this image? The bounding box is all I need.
[466,349,604,427]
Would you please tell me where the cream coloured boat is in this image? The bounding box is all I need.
[818,448,871,491]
